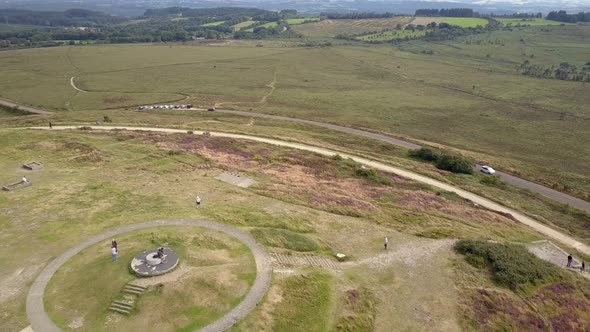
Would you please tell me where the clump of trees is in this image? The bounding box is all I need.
[518,60,590,82]
[546,10,590,23]
[409,148,473,174]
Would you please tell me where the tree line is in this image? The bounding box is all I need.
[546,10,590,23]
[415,8,477,18]
[518,60,590,82]
[0,8,125,26]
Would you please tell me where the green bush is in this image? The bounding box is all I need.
[435,154,473,174]
[455,240,560,291]
[409,147,440,161]
[409,147,473,174]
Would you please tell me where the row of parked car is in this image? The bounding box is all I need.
[137,104,193,110]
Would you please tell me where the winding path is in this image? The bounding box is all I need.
[31,125,590,256]
[0,97,51,115]
[26,219,272,332]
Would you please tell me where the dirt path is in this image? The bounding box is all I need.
[69,77,87,93]
[26,219,272,332]
[29,125,590,256]
[0,98,51,115]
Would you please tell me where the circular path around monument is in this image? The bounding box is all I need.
[26,219,272,332]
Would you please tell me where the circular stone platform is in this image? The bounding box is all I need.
[131,248,179,277]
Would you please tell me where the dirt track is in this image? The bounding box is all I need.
[30,125,590,256]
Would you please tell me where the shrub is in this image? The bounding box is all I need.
[103,115,112,123]
[331,154,343,161]
[187,130,193,134]
[409,147,440,161]
[435,154,473,174]
[455,240,560,291]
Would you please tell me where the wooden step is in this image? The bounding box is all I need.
[112,301,134,309]
[125,284,146,292]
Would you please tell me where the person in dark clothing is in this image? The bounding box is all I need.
[49,121,53,129]
[582,261,586,272]
[112,239,118,251]
[567,254,573,267]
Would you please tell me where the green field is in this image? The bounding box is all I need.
[443,17,489,28]
[285,17,320,25]
[0,23,43,32]
[356,29,427,41]
[232,20,258,30]
[201,20,226,27]
[496,18,574,26]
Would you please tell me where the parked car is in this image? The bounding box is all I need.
[481,165,496,175]
[208,107,216,112]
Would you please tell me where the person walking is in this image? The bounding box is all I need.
[49,121,53,129]
[196,195,201,208]
[384,236,389,250]
[582,261,586,272]
[112,239,118,252]
[567,254,573,267]
[112,246,118,262]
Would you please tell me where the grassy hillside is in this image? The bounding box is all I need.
[293,17,412,37]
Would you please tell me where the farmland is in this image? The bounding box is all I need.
[293,17,413,37]
[356,29,426,41]
[285,17,320,25]
[201,20,226,27]
[232,20,258,30]
[412,17,489,27]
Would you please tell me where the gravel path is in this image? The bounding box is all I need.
[26,219,272,332]
[30,126,590,256]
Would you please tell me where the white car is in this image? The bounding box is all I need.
[481,165,496,175]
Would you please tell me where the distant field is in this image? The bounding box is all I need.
[201,20,226,27]
[496,18,573,26]
[356,29,426,41]
[286,17,320,25]
[293,17,413,37]
[259,21,279,28]
[232,20,258,30]
[412,17,489,28]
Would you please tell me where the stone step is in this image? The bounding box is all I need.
[112,301,134,309]
[110,302,133,311]
[122,288,143,295]
[125,284,146,292]
[109,306,131,315]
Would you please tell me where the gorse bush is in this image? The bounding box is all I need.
[435,154,473,174]
[455,240,560,291]
[409,147,440,161]
[409,147,473,174]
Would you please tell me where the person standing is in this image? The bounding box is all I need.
[49,121,53,129]
[112,246,118,262]
[21,176,28,183]
[582,261,586,272]
[112,239,118,252]
[567,254,573,267]
[196,196,201,207]
[384,236,389,250]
